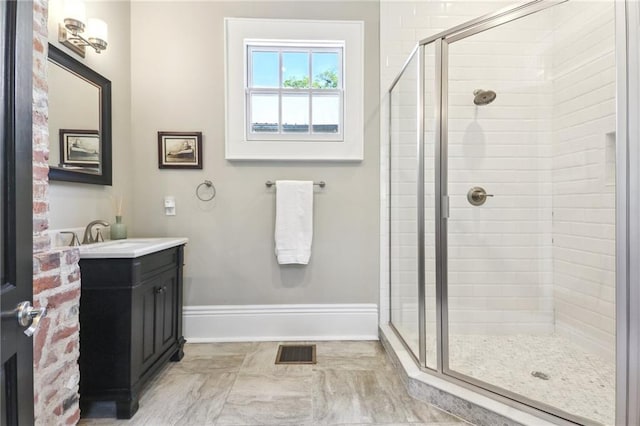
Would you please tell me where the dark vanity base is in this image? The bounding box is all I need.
[80,344,185,419]
[116,399,139,420]
[79,246,185,420]
[171,336,187,362]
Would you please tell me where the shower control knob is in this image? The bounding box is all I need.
[467,186,493,206]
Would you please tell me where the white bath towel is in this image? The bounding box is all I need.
[275,180,313,265]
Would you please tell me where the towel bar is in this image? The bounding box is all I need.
[265,180,326,188]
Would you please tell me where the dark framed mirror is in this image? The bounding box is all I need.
[47,43,112,185]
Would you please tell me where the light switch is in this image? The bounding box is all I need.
[164,196,176,216]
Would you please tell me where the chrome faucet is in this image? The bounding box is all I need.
[60,231,80,246]
[82,220,110,244]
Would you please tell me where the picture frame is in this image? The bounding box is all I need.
[158,131,203,169]
[59,129,100,168]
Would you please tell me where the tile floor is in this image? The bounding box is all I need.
[394,330,615,425]
[78,341,469,426]
[445,334,615,425]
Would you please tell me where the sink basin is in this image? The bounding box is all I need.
[86,239,160,249]
[79,237,188,259]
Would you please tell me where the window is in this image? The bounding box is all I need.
[247,44,344,141]
[225,18,364,161]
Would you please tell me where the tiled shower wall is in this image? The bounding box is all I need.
[551,2,616,361]
[445,8,554,336]
[383,0,616,360]
[383,1,517,349]
[381,2,502,330]
[384,0,554,342]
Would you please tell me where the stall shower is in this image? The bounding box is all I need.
[388,1,616,424]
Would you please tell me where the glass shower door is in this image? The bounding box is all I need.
[390,42,438,370]
[390,50,421,359]
[443,2,616,424]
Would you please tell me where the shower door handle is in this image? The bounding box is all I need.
[467,187,493,206]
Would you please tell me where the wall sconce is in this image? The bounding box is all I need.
[58,0,108,58]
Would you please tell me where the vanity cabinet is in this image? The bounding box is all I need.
[78,245,186,419]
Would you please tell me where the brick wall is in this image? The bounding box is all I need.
[32,250,81,425]
[32,0,81,423]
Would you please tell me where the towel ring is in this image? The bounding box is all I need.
[196,180,216,201]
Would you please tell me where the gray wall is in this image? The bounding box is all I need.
[130,1,380,306]
[47,0,133,229]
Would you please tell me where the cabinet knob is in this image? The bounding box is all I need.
[155,287,164,294]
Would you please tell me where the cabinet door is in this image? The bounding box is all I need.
[138,279,159,374]
[155,270,178,356]
[135,268,179,376]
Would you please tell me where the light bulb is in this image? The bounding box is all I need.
[87,18,108,43]
[63,0,86,32]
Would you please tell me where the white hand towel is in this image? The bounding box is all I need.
[275,180,313,265]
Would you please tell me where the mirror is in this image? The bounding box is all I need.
[48,43,112,185]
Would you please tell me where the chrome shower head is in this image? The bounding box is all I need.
[473,89,496,106]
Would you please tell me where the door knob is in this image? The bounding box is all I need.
[467,186,494,206]
[15,301,47,337]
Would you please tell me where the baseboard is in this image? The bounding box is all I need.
[183,304,379,342]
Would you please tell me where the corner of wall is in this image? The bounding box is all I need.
[32,0,81,423]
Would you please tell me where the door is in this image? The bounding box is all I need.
[1,0,36,424]
[139,279,158,371]
[138,269,178,373]
[155,270,177,355]
[442,2,617,424]
[389,43,440,370]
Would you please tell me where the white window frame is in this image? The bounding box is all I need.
[245,43,344,142]
[225,18,364,161]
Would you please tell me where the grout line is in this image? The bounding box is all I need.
[211,350,249,426]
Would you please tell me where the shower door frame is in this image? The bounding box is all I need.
[387,0,640,424]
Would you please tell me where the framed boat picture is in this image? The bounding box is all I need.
[158,131,203,169]
[59,129,101,168]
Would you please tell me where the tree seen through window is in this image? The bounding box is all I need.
[247,45,343,138]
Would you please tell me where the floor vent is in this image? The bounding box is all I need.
[275,344,316,364]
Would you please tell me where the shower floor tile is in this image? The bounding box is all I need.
[427,334,615,425]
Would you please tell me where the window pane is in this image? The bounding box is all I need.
[282,52,309,88]
[312,52,339,89]
[250,94,278,133]
[282,95,309,133]
[312,95,339,133]
[251,51,279,88]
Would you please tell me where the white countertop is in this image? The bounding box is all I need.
[78,237,188,259]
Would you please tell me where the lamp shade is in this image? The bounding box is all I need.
[63,0,86,24]
[87,18,108,43]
